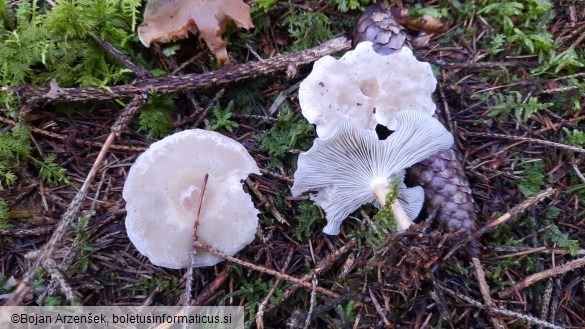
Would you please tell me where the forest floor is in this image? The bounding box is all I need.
[1,0,584,328]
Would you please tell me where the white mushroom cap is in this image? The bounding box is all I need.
[123,129,260,269]
[299,41,437,137]
[291,110,453,235]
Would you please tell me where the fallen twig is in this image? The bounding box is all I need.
[193,240,340,299]
[488,245,585,259]
[191,267,231,306]
[287,293,358,329]
[571,160,585,184]
[0,115,147,153]
[183,173,209,307]
[0,226,54,236]
[436,282,563,329]
[255,248,294,329]
[10,37,351,105]
[499,256,585,298]
[245,178,289,225]
[539,279,554,329]
[303,276,319,329]
[464,132,585,155]
[369,288,393,328]
[444,187,555,259]
[472,257,504,329]
[267,238,357,312]
[92,36,153,79]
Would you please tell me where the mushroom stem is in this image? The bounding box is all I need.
[390,200,414,232]
[372,183,389,207]
[372,182,415,232]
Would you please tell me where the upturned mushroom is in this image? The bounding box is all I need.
[354,4,481,256]
[298,41,436,138]
[123,129,260,269]
[291,110,453,235]
[138,0,254,65]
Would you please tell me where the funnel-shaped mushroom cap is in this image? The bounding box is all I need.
[123,129,260,269]
[299,41,436,137]
[291,110,453,235]
[138,0,254,65]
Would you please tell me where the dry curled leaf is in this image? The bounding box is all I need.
[390,5,449,33]
[138,0,254,65]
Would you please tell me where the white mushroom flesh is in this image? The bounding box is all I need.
[299,41,437,137]
[291,110,453,235]
[123,129,260,269]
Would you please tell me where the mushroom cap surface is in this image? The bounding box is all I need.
[123,129,260,269]
[138,0,253,65]
[291,110,453,235]
[299,41,436,137]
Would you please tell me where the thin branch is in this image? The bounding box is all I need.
[539,279,554,329]
[571,161,585,184]
[472,257,504,329]
[183,173,209,307]
[0,115,147,153]
[0,226,54,236]
[444,188,555,259]
[464,132,585,155]
[245,178,289,226]
[192,240,340,300]
[256,249,294,329]
[303,277,318,329]
[191,267,231,306]
[499,256,585,298]
[267,238,356,312]
[488,245,585,259]
[432,60,538,69]
[369,288,392,328]
[436,283,563,329]
[92,36,153,79]
[10,37,351,105]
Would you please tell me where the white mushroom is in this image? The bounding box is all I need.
[291,110,453,235]
[123,129,260,269]
[299,41,436,137]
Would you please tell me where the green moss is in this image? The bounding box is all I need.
[478,0,555,60]
[284,8,333,51]
[224,266,286,325]
[291,201,324,241]
[0,124,31,192]
[0,198,12,228]
[39,154,70,186]
[137,93,174,139]
[518,161,545,198]
[350,176,401,250]
[372,175,401,232]
[333,0,371,12]
[544,223,580,256]
[563,128,585,147]
[258,108,313,168]
[210,100,239,133]
[0,0,144,87]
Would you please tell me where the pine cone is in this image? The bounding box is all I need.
[408,147,480,256]
[354,4,480,256]
[353,3,411,54]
